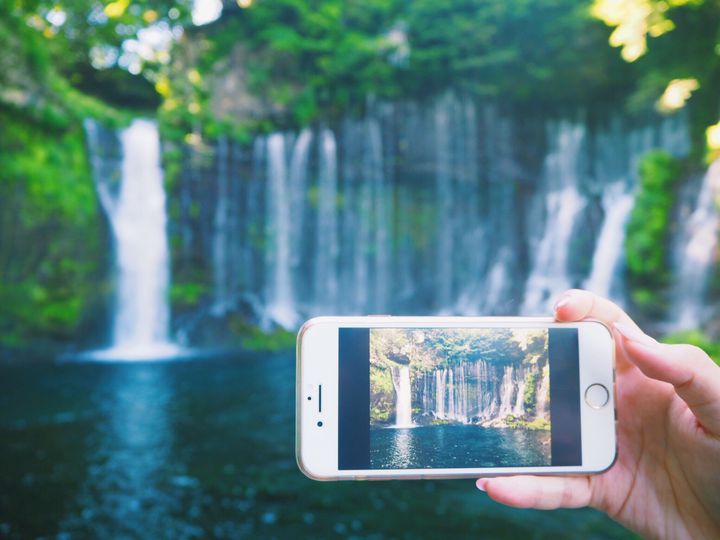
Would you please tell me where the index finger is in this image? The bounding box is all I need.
[554,289,640,331]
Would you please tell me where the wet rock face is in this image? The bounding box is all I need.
[208,45,290,124]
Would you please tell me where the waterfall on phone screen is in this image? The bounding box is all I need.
[408,358,547,426]
[391,365,414,428]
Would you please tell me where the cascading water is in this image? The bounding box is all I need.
[521,120,587,315]
[85,119,179,360]
[265,133,296,327]
[536,365,550,417]
[435,96,455,311]
[435,369,446,418]
[414,357,547,426]
[289,128,313,294]
[211,136,230,316]
[315,128,340,311]
[672,161,720,329]
[392,366,414,428]
[176,96,705,330]
[369,113,392,312]
[583,183,636,300]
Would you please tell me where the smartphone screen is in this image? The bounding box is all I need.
[338,327,581,471]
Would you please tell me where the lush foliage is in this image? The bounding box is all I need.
[625,151,682,317]
[5,0,193,106]
[238,326,296,351]
[0,3,129,348]
[158,0,638,139]
[370,364,395,424]
[370,328,539,372]
[0,109,107,346]
[591,0,720,156]
[2,0,720,350]
[663,330,720,365]
[523,371,539,415]
[0,1,198,349]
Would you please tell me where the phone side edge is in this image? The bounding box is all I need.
[295,318,340,481]
[579,319,618,474]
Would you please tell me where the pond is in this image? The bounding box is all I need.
[370,425,550,469]
[0,352,632,539]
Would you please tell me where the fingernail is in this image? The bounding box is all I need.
[476,479,487,492]
[614,322,658,347]
[554,295,571,312]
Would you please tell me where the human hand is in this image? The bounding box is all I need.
[477,289,720,540]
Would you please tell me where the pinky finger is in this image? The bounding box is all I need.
[477,475,593,510]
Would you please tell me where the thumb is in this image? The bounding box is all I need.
[615,323,720,436]
[477,475,593,509]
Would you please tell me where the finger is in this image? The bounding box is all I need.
[554,289,639,331]
[615,322,720,436]
[553,289,640,371]
[477,475,593,510]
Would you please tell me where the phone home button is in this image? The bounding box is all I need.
[585,383,609,409]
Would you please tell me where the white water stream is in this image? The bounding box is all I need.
[672,161,720,329]
[393,366,414,428]
[86,119,180,360]
[584,183,636,299]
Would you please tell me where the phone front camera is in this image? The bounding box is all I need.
[317,421,323,427]
[307,396,312,400]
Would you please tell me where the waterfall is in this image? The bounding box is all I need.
[175,95,701,329]
[454,99,484,314]
[85,119,179,360]
[369,114,391,313]
[315,128,340,310]
[447,368,455,420]
[513,370,528,416]
[583,183,636,300]
[416,358,547,426]
[289,128,313,303]
[433,93,485,314]
[475,359,500,421]
[435,96,455,310]
[497,365,518,418]
[476,361,484,418]
[522,121,587,315]
[392,366,414,428]
[536,364,550,417]
[672,161,720,329]
[211,136,230,316]
[265,133,296,327]
[436,369,446,418]
[342,116,374,313]
[423,372,430,412]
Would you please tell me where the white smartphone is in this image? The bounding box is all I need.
[296,316,616,480]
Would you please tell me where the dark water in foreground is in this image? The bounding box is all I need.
[371,425,550,469]
[0,352,632,539]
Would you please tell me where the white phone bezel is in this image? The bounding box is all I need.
[296,316,616,480]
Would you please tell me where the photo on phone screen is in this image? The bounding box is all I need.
[338,327,582,471]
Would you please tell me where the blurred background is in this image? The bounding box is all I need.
[1,0,719,538]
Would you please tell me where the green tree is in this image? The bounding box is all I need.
[625,150,682,317]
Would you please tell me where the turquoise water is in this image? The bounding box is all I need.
[371,425,550,469]
[0,352,632,539]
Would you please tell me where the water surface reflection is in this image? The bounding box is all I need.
[0,353,632,539]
